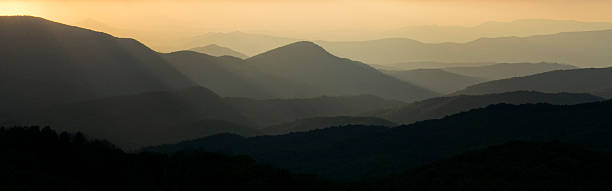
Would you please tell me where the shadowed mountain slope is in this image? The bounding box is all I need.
[162,51,317,99]
[454,67,612,98]
[189,44,248,59]
[261,116,396,136]
[246,41,438,102]
[382,69,484,94]
[0,16,194,114]
[226,95,402,127]
[8,86,403,147]
[373,91,603,124]
[146,100,612,180]
[23,87,252,148]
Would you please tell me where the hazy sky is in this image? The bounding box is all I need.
[3,0,612,31]
[3,0,612,51]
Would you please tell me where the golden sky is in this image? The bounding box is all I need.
[3,0,612,51]
[3,0,612,30]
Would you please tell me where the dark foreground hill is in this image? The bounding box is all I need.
[0,126,336,191]
[146,100,612,180]
[454,67,612,98]
[4,127,612,190]
[359,141,612,191]
[372,91,603,124]
[0,16,194,114]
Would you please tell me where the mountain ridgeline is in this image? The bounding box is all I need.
[245,41,437,102]
[384,19,612,43]
[316,30,612,67]
[147,99,612,180]
[454,67,612,98]
[261,116,396,136]
[442,62,577,80]
[371,91,603,124]
[189,44,248,59]
[380,62,576,94]
[166,41,438,102]
[173,19,612,60]
[382,69,485,94]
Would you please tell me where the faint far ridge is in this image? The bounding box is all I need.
[190,44,249,59]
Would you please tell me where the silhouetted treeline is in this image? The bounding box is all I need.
[4,127,612,190]
[0,126,336,191]
[352,141,612,191]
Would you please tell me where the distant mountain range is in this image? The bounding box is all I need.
[316,30,612,67]
[245,41,438,102]
[176,19,612,59]
[443,62,577,80]
[455,67,612,98]
[173,27,612,68]
[190,44,248,59]
[381,62,576,94]
[162,51,305,99]
[181,31,298,56]
[371,91,604,124]
[384,19,612,43]
[382,69,484,94]
[146,100,612,180]
[165,42,438,102]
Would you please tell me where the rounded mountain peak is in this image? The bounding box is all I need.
[248,41,333,61]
